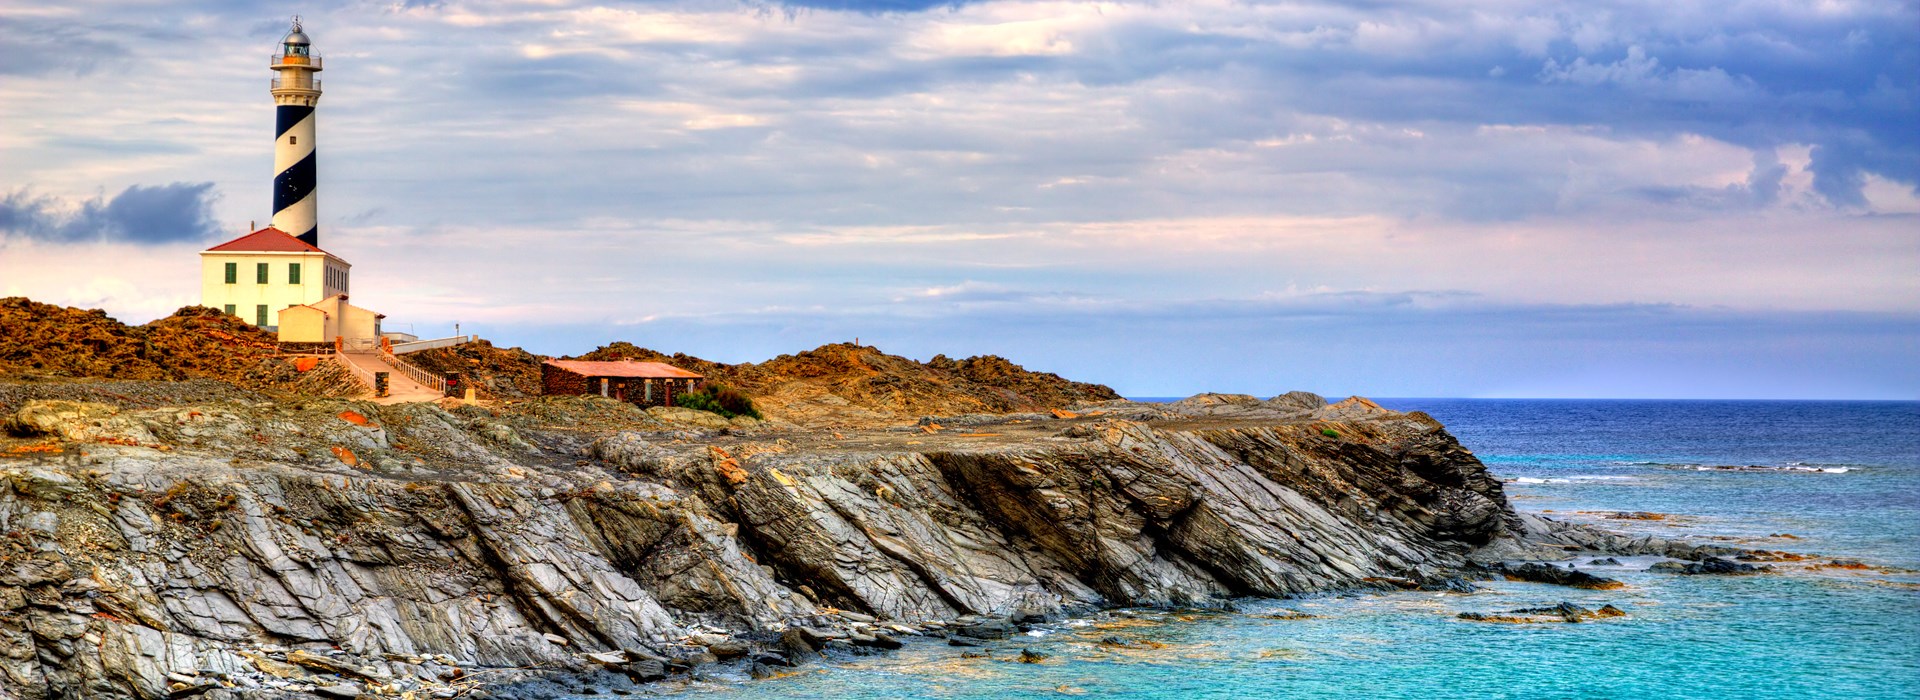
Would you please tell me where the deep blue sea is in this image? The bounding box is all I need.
[629,400,1920,699]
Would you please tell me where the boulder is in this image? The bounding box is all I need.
[5,467,86,500]
[625,659,667,682]
[951,618,1015,640]
[779,628,821,660]
[752,652,793,668]
[313,684,363,699]
[583,651,627,666]
[1649,557,1767,575]
[4,400,121,439]
[1011,607,1050,624]
[1510,602,1594,623]
[1498,563,1625,590]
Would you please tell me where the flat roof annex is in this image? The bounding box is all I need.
[544,359,703,379]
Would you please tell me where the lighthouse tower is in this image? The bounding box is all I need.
[269,17,322,246]
[199,16,390,348]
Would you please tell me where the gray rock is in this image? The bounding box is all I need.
[625,659,667,682]
[951,619,1015,640]
[779,628,820,661]
[313,684,363,699]
[751,652,793,668]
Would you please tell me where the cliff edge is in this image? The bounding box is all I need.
[0,384,1523,699]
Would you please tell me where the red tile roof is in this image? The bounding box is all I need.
[204,227,327,253]
[544,360,704,379]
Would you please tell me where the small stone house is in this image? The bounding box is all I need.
[541,359,704,408]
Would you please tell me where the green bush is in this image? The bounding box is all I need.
[1320,428,1340,438]
[674,383,762,420]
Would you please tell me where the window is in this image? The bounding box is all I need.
[223,304,236,316]
[289,263,301,284]
[256,262,269,284]
[224,262,237,284]
[289,136,297,145]
[255,305,268,326]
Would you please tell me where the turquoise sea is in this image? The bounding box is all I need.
[629,400,1920,699]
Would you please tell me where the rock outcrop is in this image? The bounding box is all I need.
[0,383,1530,698]
[411,339,1123,426]
[0,299,358,399]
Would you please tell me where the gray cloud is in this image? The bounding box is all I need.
[0,18,123,75]
[0,183,223,244]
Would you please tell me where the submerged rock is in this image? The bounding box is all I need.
[1459,602,1628,624]
[1649,556,1769,575]
[1496,562,1626,590]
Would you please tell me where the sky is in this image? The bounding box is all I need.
[1,0,1916,399]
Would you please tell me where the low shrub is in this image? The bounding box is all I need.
[1320,428,1340,438]
[674,383,762,420]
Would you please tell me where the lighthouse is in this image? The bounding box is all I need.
[269,17,322,246]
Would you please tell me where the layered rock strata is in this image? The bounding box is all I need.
[2,390,1524,698]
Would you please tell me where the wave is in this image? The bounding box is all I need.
[1636,462,1852,474]
[1612,460,1858,474]
[1507,475,1638,484]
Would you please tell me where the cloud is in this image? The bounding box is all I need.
[0,182,223,245]
[3,0,1918,398]
[0,17,123,75]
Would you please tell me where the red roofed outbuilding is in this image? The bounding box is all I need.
[542,359,705,407]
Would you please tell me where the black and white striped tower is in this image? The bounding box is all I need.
[269,17,322,246]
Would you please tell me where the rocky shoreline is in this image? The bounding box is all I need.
[0,383,1804,700]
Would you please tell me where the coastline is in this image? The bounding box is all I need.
[2,381,1913,699]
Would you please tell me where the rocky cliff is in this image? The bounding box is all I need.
[0,383,1529,699]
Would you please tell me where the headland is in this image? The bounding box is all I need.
[0,298,1852,699]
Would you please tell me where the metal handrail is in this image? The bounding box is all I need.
[379,349,447,394]
[271,77,322,91]
[330,353,377,396]
[391,335,476,355]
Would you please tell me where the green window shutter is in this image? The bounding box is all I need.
[224,262,236,284]
[223,304,235,316]
[256,263,269,284]
[289,263,301,284]
[256,305,268,326]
